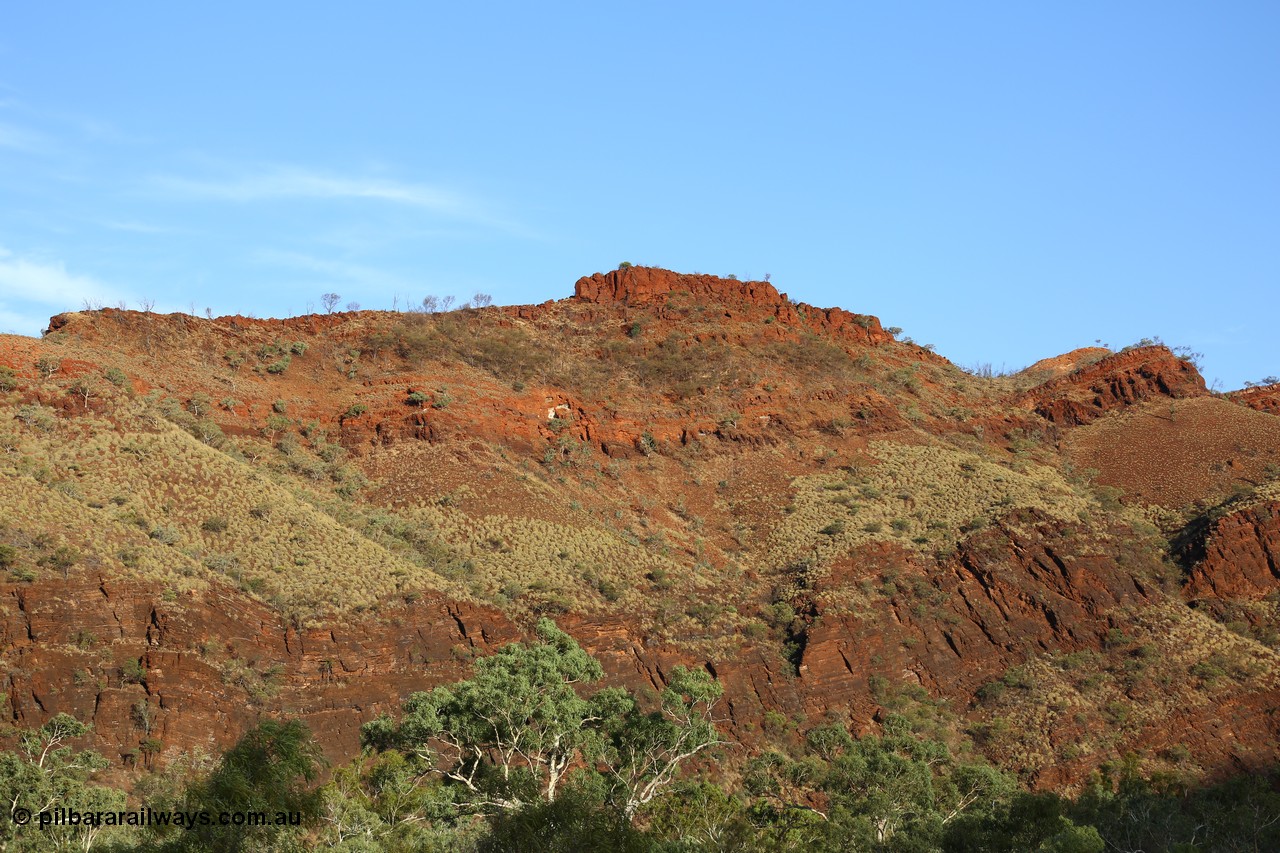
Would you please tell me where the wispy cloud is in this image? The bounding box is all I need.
[251,249,413,290]
[0,121,44,153]
[149,163,538,237]
[100,219,190,235]
[154,166,476,215]
[0,247,127,313]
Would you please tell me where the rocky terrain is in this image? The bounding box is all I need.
[1,265,1277,793]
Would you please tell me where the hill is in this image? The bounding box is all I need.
[1,265,1277,794]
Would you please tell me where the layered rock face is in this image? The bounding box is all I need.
[1232,383,1280,417]
[1185,501,1280,600]
[1018,346,1207,425]
[574,267,785,307]
[575,266,894,345]
[1,577,517,772]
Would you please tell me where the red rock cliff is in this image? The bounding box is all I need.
[1019,346,1207,426]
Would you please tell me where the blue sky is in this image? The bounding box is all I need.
[1,2,1276,389]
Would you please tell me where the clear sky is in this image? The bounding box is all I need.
[1,2,1276,389]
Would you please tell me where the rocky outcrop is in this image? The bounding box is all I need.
[1018,346,1207,426]
[797,518,1151,723]
[0,577,518,772]
[574,267,785,308]
[574,266,892,345]
[1231,383,1280,417]
[1184,501,1280,600]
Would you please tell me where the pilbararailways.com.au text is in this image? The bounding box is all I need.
[19,807,302,830]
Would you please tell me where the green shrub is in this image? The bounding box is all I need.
[104,366,127,386]
[37,546,78,575]
[264,414,292,437]
[201,516,229,533]
[15,404,58,431]
[976,680,1007,703]
[149,525,180,545]
[9,566,37,582]
[266,354,292,374]
[35,356,61,379]
[122,658,147,685]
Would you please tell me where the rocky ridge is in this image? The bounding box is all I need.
[2,266,1277,792]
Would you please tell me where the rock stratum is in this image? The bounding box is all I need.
[1,266,1277,792]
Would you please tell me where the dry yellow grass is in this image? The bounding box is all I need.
[762,440,1093,574]
[0,400,450,619]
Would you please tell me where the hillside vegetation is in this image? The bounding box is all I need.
[0,266,1277,841]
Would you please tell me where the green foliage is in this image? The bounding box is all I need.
[266,354,292,375]
[0,713,125,852]
[603,665,725,818]
[480,788,651,853]
[364,619,626,811]
[104,366,128,386]
[187,393,213,417]
[35,356,61,380]
[264,413,292,438]
[149,525,181,545]
[363,622,722,825]
[145,719,324,852]
[0,366,16,391]
[15,404,57,431]
[36,545,78,577]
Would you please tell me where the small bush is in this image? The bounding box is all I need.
[201,516,229,533]
[35,357,61,380]
[266,355,292,375]
[976,680,1006,703]
[122,659,147,686]
[37,546,78,575]
[15,404,58,431]
[149,525,181,545]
